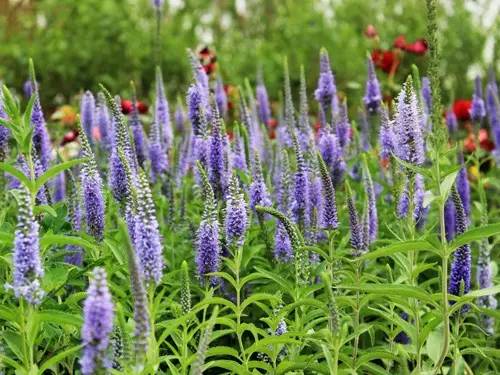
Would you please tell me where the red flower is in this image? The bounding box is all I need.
[267,118,278,129]
[364,24,378,38]
[61,130,79,146]
[479,129,495,152]
[121,99,133,115]
[371,49,399,74]
[136,101,149,114]
[405,39,428,55]
[393,35,407,49]
[453,99,472,121]
[203,62,216,75]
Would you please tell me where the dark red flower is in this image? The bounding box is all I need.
[199,46,211,57]
[371,49,399,74]
[405,39,428,55]
[121,99,133,115]
[267,118,278,129]
[203,62,216,75]
[364,24,378,38]
[268,129,276,140]
[453,99,472,121]
[136,101,148,114]
[393,35,407,49]
[479,129,495,152]
[61,130,79,146]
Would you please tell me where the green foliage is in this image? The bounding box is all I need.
[0,0,493,108]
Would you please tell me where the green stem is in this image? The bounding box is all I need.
[434,161,450,374]
[234,246,248,369]
[352,261,361,369]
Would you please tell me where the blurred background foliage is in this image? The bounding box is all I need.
[0,0,498,110]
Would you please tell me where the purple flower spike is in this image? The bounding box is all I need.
[298,66,313,151]
[155,66,172,152]
[315,48,337,125]
[456,152,471,219]
[134,170,164,285]
[346,183,366,257]
[283,58,296,130]
[448,188,471,307]
[378,104,395,160]
[80,267,114,375]
[215,75,228,118]
[225,174,248,246]
[152,0,164,9]
[53,171,66,203]
[130,84,147,167]
[187,83,207,137]
[336,99,350,150]
[291,132,309,226]
[317,153,338,230]
[363,162,377,242]
[79,124,105,242]
[394,78,425,166]
[195,163,220,285]
[149,119,168,181]
[231,130,247,172]
[23,80,35,99]
[446,109,458,135]
[471,75,486,122]
[10,188,44,305]
[95,93,111,150]
[208,104,228,195]
[174,100,186,133]
[477,242,497,335]
[31,89,51,171]
[81,91,95,144]
[363,56,382,113]
[249,152,272,211]
[256,77,271,126]
[0,90,10,160]
[444,197,455,242]
[421,77,432,115]
[274,222,293,262]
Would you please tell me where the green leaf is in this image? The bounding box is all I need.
[34,158,87,193]
[449,223,500,254]
[340,284,436,305]
[440,170,459,200]
[36,310,83,328]
[38,344,83,373]
[2,330,24,362]
[43,267,69,292]
[33,205,58,218]
[360,240,435,261]
[203,360,252,375]
[40,234,97,252]
[425,324,444,364]
[0,162,33,191]
[0,353,24,371]
[461,284,500,299]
